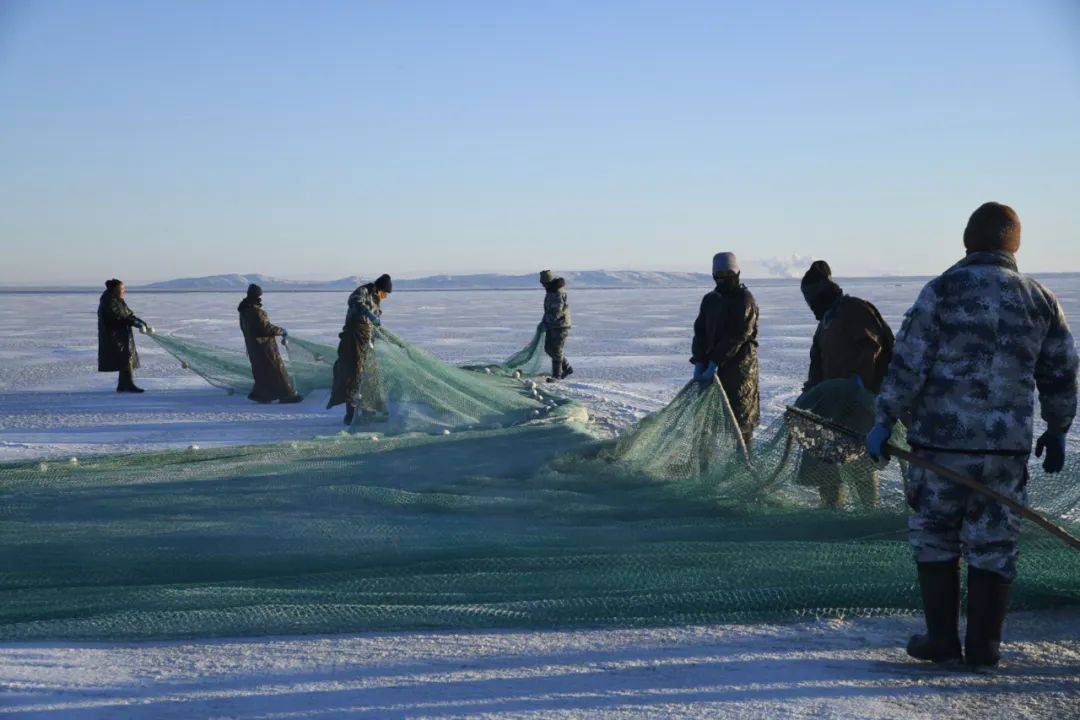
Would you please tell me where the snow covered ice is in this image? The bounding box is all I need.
[1,278,1078,718]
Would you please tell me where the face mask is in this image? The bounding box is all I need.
[803,282,842,320]
[714,274,740,293]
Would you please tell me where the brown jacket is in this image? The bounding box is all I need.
[805,295,894,393]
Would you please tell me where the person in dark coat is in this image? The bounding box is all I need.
[238,284,302,404]
[97,279,150,393]
[328,274,392,425]
[539,269,573,381]
[691,252,760,450]
[797,261,896,508]
[801,260,895,394]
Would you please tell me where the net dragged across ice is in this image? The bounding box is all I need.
[0,375,1078,640]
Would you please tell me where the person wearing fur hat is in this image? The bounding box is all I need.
[328,274,392,425]
[691,252,759,450]
[867,202,1078,669]
[796,260,895,509]
[97,279,151,393]
[539,270,573,382]
[238,284,302,404]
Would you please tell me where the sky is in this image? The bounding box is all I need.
[1,0,1079,284]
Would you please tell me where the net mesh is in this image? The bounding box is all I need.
[1,369,1078,640]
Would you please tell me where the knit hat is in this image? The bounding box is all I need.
[800,260,833,295]
[374,274,393,293]
[712,252,739,276]
[105,278,123,291]
[800,260,843,321]
[964,202,1021,253]
[246,283,263,298]
[539,270,555,285]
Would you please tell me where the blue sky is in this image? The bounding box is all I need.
[1,0,1079,284]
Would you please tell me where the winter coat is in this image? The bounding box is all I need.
[328,284,385,411]
[97,290,141,372]
[238,297,297,402]
[805,295,895,394]
[876,250,1079,453]
[543,278,572,331]
[691,281,760,438]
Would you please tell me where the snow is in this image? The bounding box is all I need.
[1,277,1079,718]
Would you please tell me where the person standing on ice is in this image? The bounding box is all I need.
[238,284,302,404]
[798,260,895,509]
[328,274,392,425]
[691,252,760,450]
[539,270,573,382]
[866,202,1078,669]
[97,278,152,393]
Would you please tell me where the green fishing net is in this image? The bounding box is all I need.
[0,365,1077,640]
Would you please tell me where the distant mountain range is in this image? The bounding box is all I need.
[137,271,721,292]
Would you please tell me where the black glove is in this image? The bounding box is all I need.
[1035,430,1066,474]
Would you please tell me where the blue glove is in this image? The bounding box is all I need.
[280,329,288,338]
[851,373,864,390]
[1035,430,1066,474]
[133,318,146,330]
[704,361,718,382]
[865,422,893,461]
[363,308,382,327]
[692,362,706,381]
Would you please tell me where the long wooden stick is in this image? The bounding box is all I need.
[785,405,1080,552]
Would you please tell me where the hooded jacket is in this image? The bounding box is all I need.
[238,296,297,401]
[691,278,760,437]
[97,288,141,372]
[543,278,572,331]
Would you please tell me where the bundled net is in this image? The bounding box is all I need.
[460,325,549,377]
[151,328,573,435]
[0,377,1077,640]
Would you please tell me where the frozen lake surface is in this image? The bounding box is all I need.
[1,276,1078,718]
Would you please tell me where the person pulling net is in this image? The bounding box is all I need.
[327,274,392,425]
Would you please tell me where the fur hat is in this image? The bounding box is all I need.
[539,269,555,285]
[964,202,1021,253]
[246,283,263,298]
[712,252,739,276]
[374,274,393,293]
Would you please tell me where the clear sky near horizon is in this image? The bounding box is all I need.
[1,0,1079,285]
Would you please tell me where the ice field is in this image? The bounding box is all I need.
[1,277,1079,718]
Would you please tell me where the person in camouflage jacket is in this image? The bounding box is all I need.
[328,274,392,425]
[540,270,573,381]
[867,202,1078,669]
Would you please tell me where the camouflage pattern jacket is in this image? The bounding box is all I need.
[876,250,1078,453]
[543,278,572,331]
[343,283,382,334]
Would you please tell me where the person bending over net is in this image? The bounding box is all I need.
[328,274,392,425]
[539,269,573,382]
[690,252,759,451]
[866,202,1078,670]
[796,260,895,509]
[238,284,302,404]
[97,278,152,393]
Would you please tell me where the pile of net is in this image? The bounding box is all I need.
[150,327,571,435]
[0,377,1077,640]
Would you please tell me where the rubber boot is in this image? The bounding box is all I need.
[117,368,144,393]
[343,404,355,426]
[561,359,574,378]
[279,394,303,404]
[546,358,562,383]
[965,566,1011,669]
[906,559,963,663]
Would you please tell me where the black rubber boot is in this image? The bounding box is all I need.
[343,404,355,426]
[906,559,963,663]
[279,394,303,404]
[965,566,1011,669]
[117,369,145,393]
[547,358,562,382]
[561,359,574,378]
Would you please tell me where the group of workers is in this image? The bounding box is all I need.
[97,201,1078,671]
